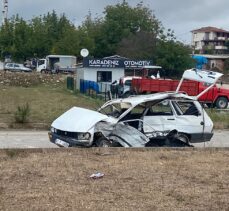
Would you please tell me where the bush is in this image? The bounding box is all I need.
[14,103,31,123]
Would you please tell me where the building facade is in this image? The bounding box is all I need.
[191,27,229,54]
[76,56,154,91]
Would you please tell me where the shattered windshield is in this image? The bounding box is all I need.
[99,102,132,118]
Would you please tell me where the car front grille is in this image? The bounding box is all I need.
[55,129,78,139]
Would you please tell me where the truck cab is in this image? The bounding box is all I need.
[119,65,162,97]
[37,59,47,73]
[36,55,77,73]
[119,76,142,97]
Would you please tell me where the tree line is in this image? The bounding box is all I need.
[0,1,195,75]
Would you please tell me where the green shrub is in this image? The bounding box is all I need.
[14,103,31,123]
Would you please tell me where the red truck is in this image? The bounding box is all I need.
[131,78,229,109]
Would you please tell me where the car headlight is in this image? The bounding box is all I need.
[50,127,57,133]
[78,133,91,140]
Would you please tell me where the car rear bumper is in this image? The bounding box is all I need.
[190,132,214,143]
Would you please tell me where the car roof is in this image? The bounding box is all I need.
[102,92,194,107]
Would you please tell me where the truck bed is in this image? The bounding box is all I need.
[131,78,199,96]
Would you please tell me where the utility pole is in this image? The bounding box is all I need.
[2,0,8,25]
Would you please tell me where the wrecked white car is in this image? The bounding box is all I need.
[49,69,223,147]
[49,92,213,147]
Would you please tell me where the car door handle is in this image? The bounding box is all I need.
[200,121,205,125]
[167,118,175,120]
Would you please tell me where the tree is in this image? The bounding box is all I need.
[94,1,163,57]
[117,31,157,59]
[29,16,51,58]
[155,40,195,77]
[0,19,14,59]
[0,2,195,74]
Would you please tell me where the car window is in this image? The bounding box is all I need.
[38,60,45,65]
[146,100,173,116]
[99,103,131,118]
[124,80,132,86]
[14,64,20,68]
[8,64,13,67]
[173,101,200,116]
[131,104,145,114]
[119,103,146,129]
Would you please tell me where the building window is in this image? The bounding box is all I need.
[125,69,142,76]
[97,71,112,82]
[195,42,198,48]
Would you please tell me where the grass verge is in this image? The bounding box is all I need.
[0,148,228,210]
[0,83,103,129]
[207,109,229,129]
[0,82,228,129]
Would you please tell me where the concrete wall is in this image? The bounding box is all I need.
[192,32,205,50]
[76,67,125,90]
[209,59,225,71]
[83,67,124,83]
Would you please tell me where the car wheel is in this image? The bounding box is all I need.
[215,97,228,109]
[41,70,46,74]
[95,137,113,147]
[177,133,190,144]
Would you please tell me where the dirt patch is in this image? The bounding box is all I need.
[0,71,66,87]
[0,148,228,210]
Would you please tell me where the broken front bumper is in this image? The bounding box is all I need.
[48,132,91,147]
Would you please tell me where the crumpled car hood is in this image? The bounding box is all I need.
[95,122,149,147]
[51,107,110,132]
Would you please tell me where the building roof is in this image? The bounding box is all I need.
[191,26,229,34]
[103,55,129,60]
[194,54,229,59]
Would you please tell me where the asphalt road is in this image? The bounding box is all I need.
[0,130,228,148]
[0,131,58,149]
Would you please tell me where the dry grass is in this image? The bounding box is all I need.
[207,110,229,129]
[0,83,103,129]
[0,148,229,211]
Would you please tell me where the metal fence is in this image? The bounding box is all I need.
[78,79,119,101]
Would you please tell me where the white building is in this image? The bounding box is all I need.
[191,27,229,54]
[76,55,154,93]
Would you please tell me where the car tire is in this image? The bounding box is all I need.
[41,70,46,74]
[95,137,113,147]
[177,133,190,145]
[215,97,228,109]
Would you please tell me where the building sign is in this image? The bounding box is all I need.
[83,58,153,68]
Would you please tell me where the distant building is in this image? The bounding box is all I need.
[193,54,229,71]
[191,26,229,54]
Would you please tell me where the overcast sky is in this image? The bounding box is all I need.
[4,0,229,44]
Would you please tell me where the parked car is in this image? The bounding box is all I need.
[4,63,32,72]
